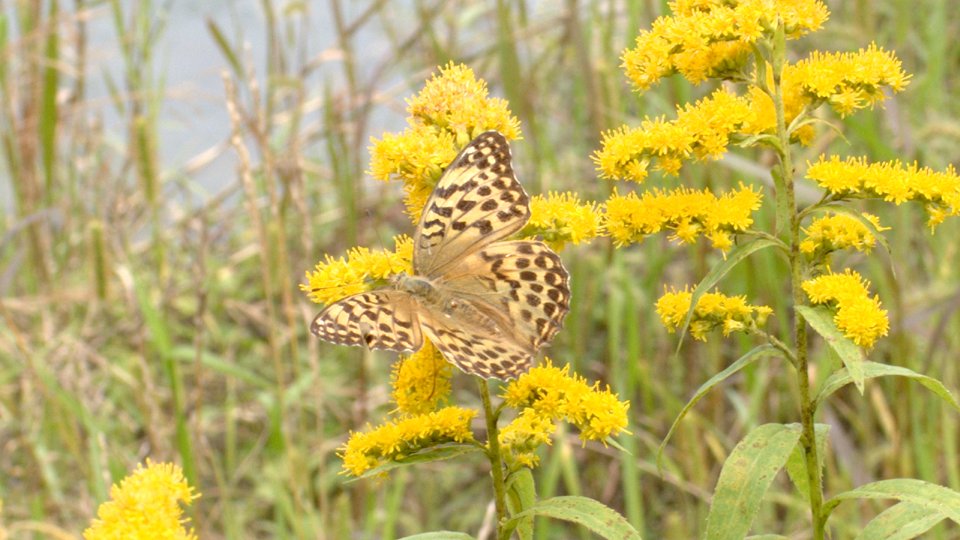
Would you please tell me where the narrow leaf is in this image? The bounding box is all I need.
[825,479,960,525]
[659,345,781,468]
[206,18,244,78]
[705,424,802,540]
[796,305,866,393]
[506,496,642,540]
[505,468,536,540]
[815,361,959,412]
[856,502,946,540]
[675,238,785,354]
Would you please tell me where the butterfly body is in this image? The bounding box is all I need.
[311,131,570,379]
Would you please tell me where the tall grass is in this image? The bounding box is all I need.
[1,1,959,538]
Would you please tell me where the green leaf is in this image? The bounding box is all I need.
[785,424,830,502]
[505,468,536,540]
[506,496,642,540]
[814,361,960,412]
[855,502,946,540]
[825,479,960,526]
[745,536,790,540]
[658,345,781,468]
[796,305,866,394]
[350,444,483,480]
[675,238,785,355]
[705,424,802,540]
[398,533,476,540]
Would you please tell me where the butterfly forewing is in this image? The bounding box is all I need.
[414,131,531,277]
[311,291,423,352]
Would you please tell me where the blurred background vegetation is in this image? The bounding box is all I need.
[1,0,959,538]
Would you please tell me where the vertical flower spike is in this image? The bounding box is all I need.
[84,460,199,540]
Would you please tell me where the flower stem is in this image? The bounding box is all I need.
[478,378,510,539]
[770,27,826,540]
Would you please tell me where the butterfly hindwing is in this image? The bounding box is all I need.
[310,290,423,352]
[440,240,571,351]
[414,131,531,277]
[417,304,535,380]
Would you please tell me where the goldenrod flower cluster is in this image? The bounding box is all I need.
[523,192,602,250]
[599,44,909,183]
[800,213,887,260]
[622,0,829,91]
[369,62,522,220]
[604,184,762,252]
[594,90,753,182]
[790,44,910,117]
[499,360,630,468]
[339,407,477,477]
[656,288,773,341]
[391,342,452,416]
[300,236,412,305]
[807,156,960,230]
[84,460,198,540]
[802,269,889,348]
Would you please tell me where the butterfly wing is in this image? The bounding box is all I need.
[439,240,571,352]
[310,290,423,352]
[414,131,531,278]
[417,304,536,380]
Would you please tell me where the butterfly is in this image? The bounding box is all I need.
[310,131,570,379]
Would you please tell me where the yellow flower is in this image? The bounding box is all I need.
[391,341,452,416]
[802,269,889,348]
[498,408,557,469]
[406,62,521,142]
[300,236,413,305]
[502,359,630,446]
[340,406,477,477]
[523,192,602,250]
[800,213,888,259]
[369,63,522,221]
[369,126,459,220]
[603,183,762,252]
[84,460,199,540]
[791,43,910,117]
[594,89,753,181]
[622,0,829,91]
[806,156,960,230]
[656,287,773,341]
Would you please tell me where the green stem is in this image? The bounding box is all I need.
[478,378,510,539]
[770,28,826,540]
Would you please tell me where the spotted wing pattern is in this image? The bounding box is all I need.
[440,240,571,351]
[414,131,531,277]
[417,304,536,379]
[310,291,423,352]
[311,131,570,380]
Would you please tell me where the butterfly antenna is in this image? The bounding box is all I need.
[365,208,393,253]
